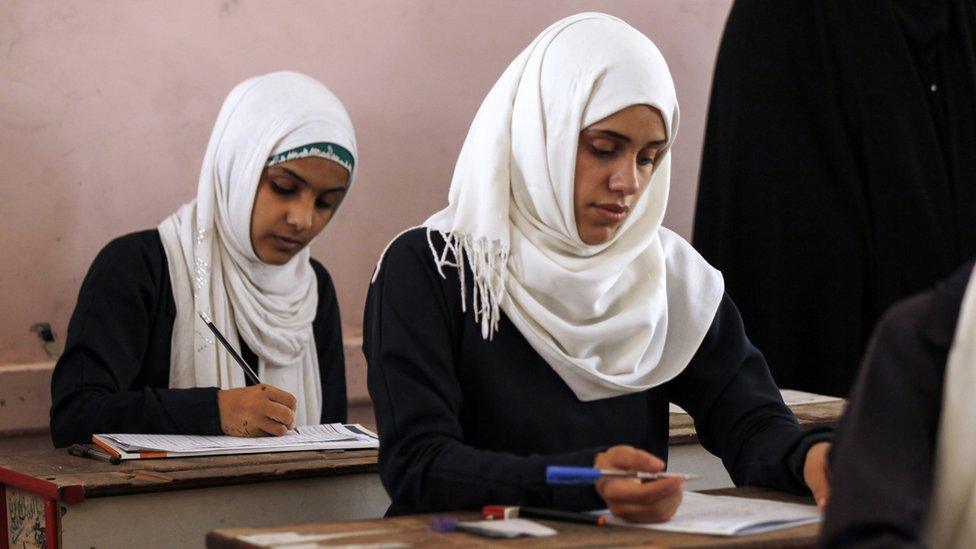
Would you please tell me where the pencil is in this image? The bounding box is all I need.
[67,443,122,465]
[519,506,606,526]
[198,311,262,385]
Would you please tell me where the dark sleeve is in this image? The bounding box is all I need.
[821,261,972,548]
[311,259,347,423]
[365,233,604,515]
[667,294,833,494]
[49,234,221,447]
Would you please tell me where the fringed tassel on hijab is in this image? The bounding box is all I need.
[371,227,509,340]
[426,228,509,340]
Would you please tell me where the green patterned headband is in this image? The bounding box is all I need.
[266,142,355,173]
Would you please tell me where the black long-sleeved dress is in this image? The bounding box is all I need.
[693,0,976,397]
[49,230,347,447]
[364,228,832,516]
[822,260,974,547]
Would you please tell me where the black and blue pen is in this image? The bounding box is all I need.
[546,465,694,484]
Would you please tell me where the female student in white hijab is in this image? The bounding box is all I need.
[365,13,831,521]
[822,259,976,547]
[50,71,357,447]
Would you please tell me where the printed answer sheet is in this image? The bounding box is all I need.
[97,423,376,453]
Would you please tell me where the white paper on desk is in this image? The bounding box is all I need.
[97,423,377,454]
[598,491,820,536]
[669,388,842,414]
[463,519,557,537]
[239,528,405,547]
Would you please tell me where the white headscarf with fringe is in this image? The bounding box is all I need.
[158,71,357,425]
[925,266,976,548]
[388,13,724,401]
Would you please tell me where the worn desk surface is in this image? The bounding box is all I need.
[0,400,844,502]
[207,487,819,549]
[2,403,841,548]
[0,447,386,549]
[669,399,843,445]
[0,447,379,502]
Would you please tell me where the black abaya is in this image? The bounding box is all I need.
[693,0,976,396]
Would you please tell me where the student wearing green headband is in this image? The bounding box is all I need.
[50,72,357,446]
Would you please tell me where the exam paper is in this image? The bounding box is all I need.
[239,529,405,548]
[99,423,374,453]
[599,491,821,536]
[669,389,842,414]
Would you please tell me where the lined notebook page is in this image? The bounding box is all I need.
[599,491,820,536]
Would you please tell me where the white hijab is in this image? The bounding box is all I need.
[416,13,724,401]
[158,71,357,425]
[925,266,976,548]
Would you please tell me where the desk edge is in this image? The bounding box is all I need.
[0,466,85,503]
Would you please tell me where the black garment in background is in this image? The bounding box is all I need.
[365,229,831,516]
[821,260,973,547]
[692,0,976,396]
[49,230,347,447]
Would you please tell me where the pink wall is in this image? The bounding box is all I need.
[0,1,733,363]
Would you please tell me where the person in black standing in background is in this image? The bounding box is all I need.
[693,0,976,396]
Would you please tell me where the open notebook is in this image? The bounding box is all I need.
[598,491,821,536]
[92,423,379,460]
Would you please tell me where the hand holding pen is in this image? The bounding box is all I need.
[591,445,685,524]
[199,312,298,437]
[217,384,297,437]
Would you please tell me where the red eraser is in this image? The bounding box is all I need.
[481,505,519,520]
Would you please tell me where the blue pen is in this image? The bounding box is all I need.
[546,466,695,484]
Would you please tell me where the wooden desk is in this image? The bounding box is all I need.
[668,398,844,492]
[207,487,819,548]
[1,399,843,549]
[0,448,387,549]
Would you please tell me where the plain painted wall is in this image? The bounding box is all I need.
[0,0,733,363]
